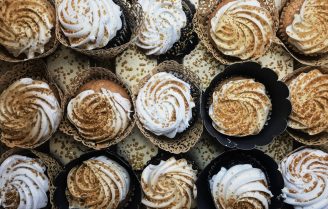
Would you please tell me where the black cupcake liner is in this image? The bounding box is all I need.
[196,149,284,209]
[54,150,142,209]
[201,62,291,150]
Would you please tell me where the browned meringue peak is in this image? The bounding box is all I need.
[210,0,275,60]
[285,0,328,55]
[288,70,328,135]
[67,156,130,209]
[0,0,55,59]
[209,78,272,137]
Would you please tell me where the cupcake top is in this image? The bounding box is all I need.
[66,156,130,209]
[57,0,122,50]
[210,164,273,209]
[280,148,328,208]
[136,72,195,138]
[0,78,62,148]
[287,69,328,135]
[136,0,187,55]
[0,0,55,59]
[0,155,50,209]
[209,0,275,60]
[284,0,328,55]
[141,157,197,208]
[209,78,272,137]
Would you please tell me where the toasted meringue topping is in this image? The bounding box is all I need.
[0,0,55,59]
[141,157,197,209]
[210,164,273,209]
[288,70,328,135]
[57,0,122,50]
[280,148,328,208]
[136,0,187,55]
[210,0,275,60]
[136,72,195,138]
[67,88,131,143]
[0,78,62,148]
[286,0,328,55]
[209,79,271,137]
[0,155,50,209]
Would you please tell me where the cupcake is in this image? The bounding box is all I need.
[0,78,62,148]
[0,0,57,62]
[280,148,328,208]
[141,157,198,208]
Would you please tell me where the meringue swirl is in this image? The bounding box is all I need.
[288,70,328,135]
[136,0,187,55]
[209,79,272,137]
[0,0,55,59]
[0,78,62,148]
[141,157,197,209]
[285,0,328,55]
[136,72,195,138]
[57,0,122,50]
[67,88,131,143]
[210,164,273,209]
[0,155,50,209]
[280,148,328,209]
[210,0,275,60]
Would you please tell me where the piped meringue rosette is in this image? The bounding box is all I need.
[209,78,272,137]
[287,69,328,135]
[0,78,62,148]
[210,164,273,209]
[66,156,130,209]
[209,0,275,60]
[141,157,198,209]
[136,0,187,55]
[280,148,328,209]
[0,155,50,209]
[136,72,195,138]
[0,0,55,59]
[57,0,123,50]
[67,88,132,144]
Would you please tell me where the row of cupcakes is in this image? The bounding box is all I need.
[0,0,327,66]
[0,60,327,154]
[0,146,327,209]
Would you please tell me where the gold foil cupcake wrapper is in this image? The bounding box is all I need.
[60,67,136,150]
[0,0,59,63]
[55,0,143,60]
[0,148,63,209]
[283,66,328,145]
[0,60,65,149]
[193,0,279,64]
[135,60,203,154]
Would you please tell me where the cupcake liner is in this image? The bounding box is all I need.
[0,60,64,149]
[59,67,136,150]
[55,0,143,60]
[201,62,291,150]
[197,149,284,209]
[193,0,279,64]
[54,150,141,209]
[283,66,328,145]
[0,148,63,209]
[0,0,59,63]
[135,60,203,154]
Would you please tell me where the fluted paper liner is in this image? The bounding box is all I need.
[55,0,143,60]
[0,0,59,63]
[135,60,203,154]
[277,0,328,66]
[0,148,63,209]
[0,60,64,149]
[193,0,279,64]
[283,66,328,145]
[59,67,136,150]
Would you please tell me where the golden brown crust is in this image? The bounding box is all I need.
[280,0,305,35]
